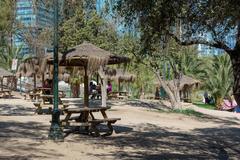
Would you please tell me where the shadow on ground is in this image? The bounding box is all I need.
[0,120,64,159]
[68,123,240,160]
[0,104,35,116]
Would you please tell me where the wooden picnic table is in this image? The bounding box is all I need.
[0,89,12,98]
[36,87,66,97]
[61,106,120,136]
[33,94,67,114]
[27,88,66,100]
[108,91,129,99]
[40,94,65,104]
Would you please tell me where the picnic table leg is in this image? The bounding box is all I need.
[89,123,100,137]
[102,122,114,136]
[61,113,72,127]
[89,112,95,120]
[100,110,108,119]
[35,104,43,114]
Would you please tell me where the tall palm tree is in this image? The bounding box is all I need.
[204,54,233,108]
[0,45,23,70]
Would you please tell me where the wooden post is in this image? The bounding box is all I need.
[1,78,3,91]
[98,66,107,107]
[101,77,107,107]
[96,74,99,85]
[42,73,45,87]
[118,79,121,93]
[128,81,130,96]
[33,73,36,91]
[84,66,89,108]
[20,74,22,95]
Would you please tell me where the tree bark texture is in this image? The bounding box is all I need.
[98,67,107,107]
[155,72,182,109]
[101,78,107,107]
[230,53,240,105]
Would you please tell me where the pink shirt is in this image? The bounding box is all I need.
[222,99,237,110]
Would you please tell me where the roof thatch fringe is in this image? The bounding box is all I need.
[40,52,63,73]
[111,69,135,82]
[44,42,130,78]
[63,42,111,74]
[16,57,43,78]
[0,68,13,78]
[156,75,201,91]
[98,67,135,82]
[87,56,109,75]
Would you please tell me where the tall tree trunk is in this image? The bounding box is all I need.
[101,78,107,107]
[0,78,3,91]
[33,74,36,91]
[83,68,89,107]
[155,72,182,109]
[230,52,240,105]
[42,73,45,87]
[98,67,107,107]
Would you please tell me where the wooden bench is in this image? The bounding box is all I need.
[89,118,121,136]
[108,91,129,100]
[33,102,42,114]
[29,93,41,101]
[33,102,67,114]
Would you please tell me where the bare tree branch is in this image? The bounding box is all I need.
[168,31,233,53]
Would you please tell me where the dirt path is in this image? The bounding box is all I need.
[0,94,239,159]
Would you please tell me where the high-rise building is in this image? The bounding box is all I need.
[197,30,236,55]
[14,0,54,56]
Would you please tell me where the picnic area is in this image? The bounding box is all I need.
[0,92,240,159]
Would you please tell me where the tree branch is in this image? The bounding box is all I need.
[168,31,233,53]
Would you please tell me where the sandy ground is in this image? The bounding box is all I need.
[0,93,240,160]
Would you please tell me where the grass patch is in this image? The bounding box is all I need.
[169,109,205,118]
[156,108,205,118]
[193,102,215,110]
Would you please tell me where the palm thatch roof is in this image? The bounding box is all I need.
[16,57,41,78]
[45,65,70,82]
[108,69,135,82]
[40,52,63,73]
[156,75,200,90]
[0,68,13,78]
[46,42,130,74]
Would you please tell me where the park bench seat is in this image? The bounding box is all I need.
[89,118,121,124]
[61,121,90,127]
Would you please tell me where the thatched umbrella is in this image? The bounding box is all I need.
[16,53,68,91]
[168,75,200,91]
[16,57,41,90]
[47,42,130,107]
[0,68,13,78]
[40,52,72,84]
[105,68,135,93]
[156,75,200,101]
[0,68,13,91]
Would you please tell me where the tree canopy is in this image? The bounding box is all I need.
[114,0,240,105]
[60,4,118,53]
[114,0,240,52]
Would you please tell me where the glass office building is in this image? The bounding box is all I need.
[198,31,236,55]
[14,0,54,56]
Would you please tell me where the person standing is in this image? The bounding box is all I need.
[204,91,209,104]
[107,81,112,94]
